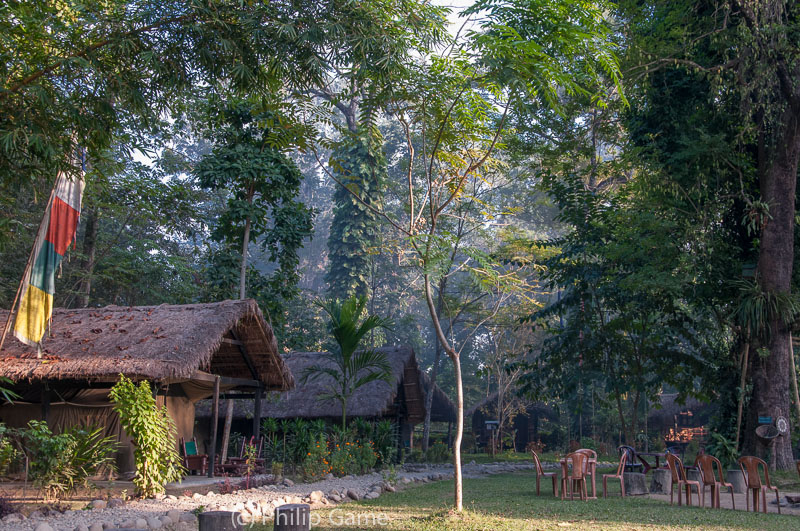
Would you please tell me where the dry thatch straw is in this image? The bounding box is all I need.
[0,299,293,390]
[197,346,457,423]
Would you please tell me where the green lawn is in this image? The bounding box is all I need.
[254,471,797,530]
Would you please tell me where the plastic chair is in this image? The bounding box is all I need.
[531,449,558,496]
[560,452,589,501]
[576,449,598,498]
[666,453,700,506]
[180,437,208,476]
[738,456,780,514]
[695,454,735,509]
[618,445,643,473]
[603,451,627,498]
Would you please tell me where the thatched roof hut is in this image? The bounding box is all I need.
[0,299,293,475]
[0,299,292,389]
[468,391,558,451]
[196,346,456,424]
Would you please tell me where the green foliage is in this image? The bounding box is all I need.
[109,375,184,498]
[302,295,393,428]
[705,433,740,470]
[195,100,314,315]
[326,130,386,299]
[425,441,452,464]
[0,424,16,476]
[18,421,117,500]
[302,438,331,481]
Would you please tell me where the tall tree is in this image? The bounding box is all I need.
[621,0,800,468]
[193,101,313,312]
[314,0,622,510]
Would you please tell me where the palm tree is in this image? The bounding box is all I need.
[301,295,393,428]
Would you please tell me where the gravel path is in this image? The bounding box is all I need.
[0,462,535,531]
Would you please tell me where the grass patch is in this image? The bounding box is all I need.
[253,471,796,530]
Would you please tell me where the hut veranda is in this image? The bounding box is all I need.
[0,299,293,475]
[196,346,457,450]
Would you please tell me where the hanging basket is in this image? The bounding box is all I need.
[755,424,780,442]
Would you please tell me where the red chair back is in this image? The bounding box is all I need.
[614,451,627,476]
[565,452,588,479]
[531,449,545,475]
[666,452,686,482]
[695,454,721,486]
[738,456,769,489]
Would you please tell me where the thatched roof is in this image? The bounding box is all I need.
[647,393,711,428]
[197,346,457,423]
[467,391,558,421]
[0,299,293,390]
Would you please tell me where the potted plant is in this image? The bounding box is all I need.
[706,433,744,493]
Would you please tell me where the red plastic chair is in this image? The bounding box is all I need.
[560,452,589,501]
[695,454,735,509]
[531,449,558,496]
[603,451,627,498]
[666,453,700,506]
[738,456,780,514]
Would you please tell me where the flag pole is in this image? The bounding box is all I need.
[0,184,59,352]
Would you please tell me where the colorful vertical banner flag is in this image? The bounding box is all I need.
[13,167,85,347]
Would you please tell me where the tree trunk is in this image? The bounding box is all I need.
[220,399,234,464]
[423,272,462,511]
[78,208,97,308]
[239,186,254,300]
[422,282,446,452]
[615,392,633,447]
[744,107,800,469]
[734,341,750,451]
[452,353,464,512]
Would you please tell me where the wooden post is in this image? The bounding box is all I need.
[274,504,310,531]
[253,386,262,437]
[220,399,234,463]
[41,383,50,424]
[199,510,243,531]
[208,375,220,478]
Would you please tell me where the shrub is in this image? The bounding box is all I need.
[579,437,597,451]
[372,420,397,466]
[109,375,185,498]
[0,423,18,475]
[353,440,378,474]
[302,439,331,481]
[19,421,117,500]
[525,440,545,454]
[425,441,451,463]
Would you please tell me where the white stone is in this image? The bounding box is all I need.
[73,524,89,531]
[192,492,204,500]
[34,524,54,531]
[159,515,173,525]
[108,498,125,508]
[179,512,198,524]
[121,519,137,528]
[282,478,294,487]
[310,490,324,502]
[167,509,181,522]
[347,489,360,500]
[146,516,163,529]
[88,524,103,531]
[135,518,148,528]
[166,494,178,500]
